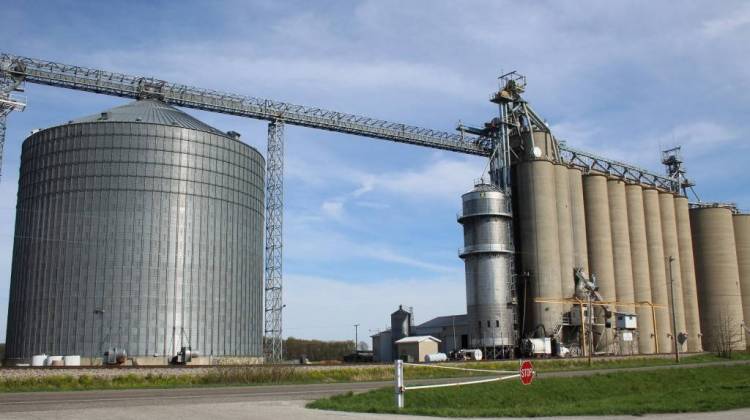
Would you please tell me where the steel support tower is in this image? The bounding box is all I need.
[0,53,681,362]
[264,120,284,361]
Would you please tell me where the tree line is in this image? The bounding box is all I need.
[282,337,356,361]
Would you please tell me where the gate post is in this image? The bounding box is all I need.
[394,359,404,409]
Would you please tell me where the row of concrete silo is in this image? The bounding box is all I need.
[690,206,748,351]
[515,149,750,354]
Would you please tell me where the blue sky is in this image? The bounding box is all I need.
[1,1,748,343]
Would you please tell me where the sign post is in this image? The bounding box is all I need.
[519,359,534,385]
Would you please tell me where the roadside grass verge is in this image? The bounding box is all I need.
[308,364,750,417]
[455,351,750,373]
[1,351,747,393]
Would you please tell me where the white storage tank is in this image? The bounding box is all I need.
[31,354,47,367]
[63,355,81,366]
[459,349,483,361]
[424,353,448,363]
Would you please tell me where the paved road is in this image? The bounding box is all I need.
[2,399,749,420]
[1,360,748,419]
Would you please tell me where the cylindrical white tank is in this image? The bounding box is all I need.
[424,353,448,363]
[460,349,483,361]
[31,354,47,367]
[63,355,81,366]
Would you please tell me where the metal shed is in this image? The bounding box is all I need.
[394,335,441,363]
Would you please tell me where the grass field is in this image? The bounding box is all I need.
[308,364,750,417]
[0,352,747,393]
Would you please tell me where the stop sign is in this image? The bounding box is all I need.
[519,360,534,385]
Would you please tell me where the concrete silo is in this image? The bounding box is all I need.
[4,99,265,364]
[568,167,589,275]
[690,206,746,351]
[674,196,702,351]
[516,159,563,338]
[607,179,637,354]
[555,165,575,302]
[625,184,656,354]
[658,192,687,352]
[582,173,616,351]
[732,213,750,347]
[459,182,515,349]
[642,188,672,353]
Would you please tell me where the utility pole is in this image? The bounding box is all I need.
[354,324,360,352]
[668,256,680,363]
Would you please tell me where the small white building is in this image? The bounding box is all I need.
[395,336,441,362]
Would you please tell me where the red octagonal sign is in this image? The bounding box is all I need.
[520,360,534,385]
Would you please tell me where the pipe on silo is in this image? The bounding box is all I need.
[659,192,687,353]
[568,167,589,274]
[733,213,750,347]
[555,165,575,302]
[642,188,672,353]
[691,206,746,351]
[675,197,702,352]
[608,179,637,354]
[583,173,616,352]
[625,184,656,354]
[517,160,563,338]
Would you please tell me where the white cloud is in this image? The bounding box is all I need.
[285,218,460,275]
[363,158,484,200]
[656,121,739,153]
[320,200,345,220]
[79,45,481,103]
[283,273,465,341]
[702,5,750,37]
[287,148,484,205]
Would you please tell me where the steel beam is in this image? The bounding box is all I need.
[0,54,488,156]
[0,73,25,181]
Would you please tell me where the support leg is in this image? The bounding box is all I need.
[264,120,284,362]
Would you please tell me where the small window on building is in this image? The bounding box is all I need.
[478,321,481,330]
[487,320,491,328]
[496,320,500,328]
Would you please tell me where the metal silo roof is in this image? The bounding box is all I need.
[71,98,228,136]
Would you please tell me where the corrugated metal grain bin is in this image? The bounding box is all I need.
[4,99,265,363]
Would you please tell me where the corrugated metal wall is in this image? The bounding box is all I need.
[5,121,265,360]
